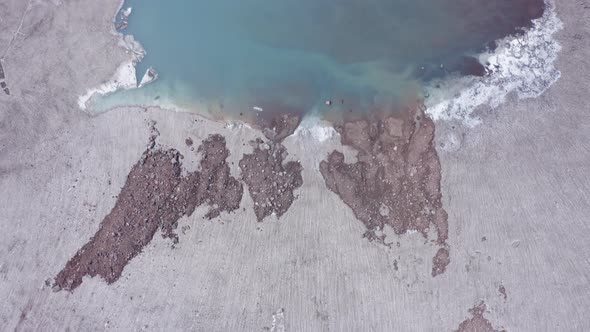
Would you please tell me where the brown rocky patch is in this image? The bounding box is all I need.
[455,302,504,332]
[239,112,304,221]
[239,138,303,221]
[319,106,450,276]
[54,133,242,291]
[432,247,451,277]
[257,110,302,142]
[499,285,507,300]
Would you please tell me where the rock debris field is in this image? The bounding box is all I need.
[55,107,450,290]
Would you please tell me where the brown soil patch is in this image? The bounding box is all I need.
[319,106,450,276]
[239,112,303,221]
[456,302,504,332]
[55,132,242,291]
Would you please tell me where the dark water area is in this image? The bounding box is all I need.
[101,0,545,121]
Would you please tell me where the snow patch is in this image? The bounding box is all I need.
[77,60,137,110]
[77,34,146,111]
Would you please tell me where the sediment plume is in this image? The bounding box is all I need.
[319,105,450,276]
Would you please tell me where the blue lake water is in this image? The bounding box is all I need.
[96,0,544,119]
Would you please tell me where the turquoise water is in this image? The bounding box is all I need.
[97,0,544,118]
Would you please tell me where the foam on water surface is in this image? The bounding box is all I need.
[425,1,562,126]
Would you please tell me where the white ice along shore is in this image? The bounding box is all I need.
[77,9,157,111]
[425,1,563,126]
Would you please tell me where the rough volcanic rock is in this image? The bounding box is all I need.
[455,302,504,332]
[258,111,302,143]
[432,247,451,277]
[237,110,304,221]
[55,133,242,291]
[187,134,243,220]
[319,106,450,276]
[54,149,184,291]
[239,138,303,222]
[238,110,304,222]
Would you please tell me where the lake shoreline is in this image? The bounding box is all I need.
[80,0,559,130]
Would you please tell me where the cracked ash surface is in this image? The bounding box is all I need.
[55,131,242,291]
[320,106,450,276]
[240,113,304,221]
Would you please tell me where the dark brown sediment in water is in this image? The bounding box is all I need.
[239,112,304,222]
[319,104,450,276]
[455,302,504,332]
[255,105,303,142]
[55,129,242,291]
[450,0,545,36]
[415,0,545,80]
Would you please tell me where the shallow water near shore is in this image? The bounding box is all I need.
[95,0,545,119]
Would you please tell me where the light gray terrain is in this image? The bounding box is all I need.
[0,0,589,331]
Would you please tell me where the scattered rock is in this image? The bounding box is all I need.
[116,20,128,30]
[239,139,303,221]
[182,134,243,221]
